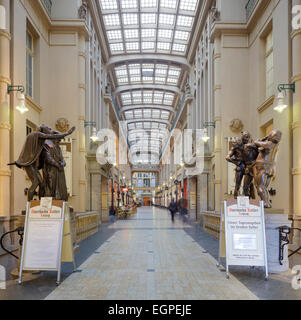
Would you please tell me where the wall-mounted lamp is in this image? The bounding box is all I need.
[202,122,216,143]
[84,121,98,142]
[274,83,295,113]
[7,85,28,114]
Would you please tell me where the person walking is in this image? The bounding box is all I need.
[168,198,177,222]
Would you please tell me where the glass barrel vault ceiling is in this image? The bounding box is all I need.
[98,0,199,163]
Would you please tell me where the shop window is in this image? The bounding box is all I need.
[265,30,274,99]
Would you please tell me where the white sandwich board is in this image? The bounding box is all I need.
[18,199,76,285]
[218,197,268,280]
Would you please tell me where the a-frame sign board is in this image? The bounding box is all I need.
[18,199,76,285]
[217,197,268,280]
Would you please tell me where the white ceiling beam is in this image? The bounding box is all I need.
[115,84,181,95]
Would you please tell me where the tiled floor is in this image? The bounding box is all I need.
[45,207,257,300]
[1,206,301,300]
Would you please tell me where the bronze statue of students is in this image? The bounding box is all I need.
[9,125,75,201]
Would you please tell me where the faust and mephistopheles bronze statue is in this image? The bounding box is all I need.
[226,129,282,208]
[9,125,75,201]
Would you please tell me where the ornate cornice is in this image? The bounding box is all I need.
[291,28,301,40]
[292,168,301,176]
[257,95,275,114]
[0,122,11,130]
[0,76,11,85]
[292,121,301,130]
[0,30,11,41]
[0,169,11,177]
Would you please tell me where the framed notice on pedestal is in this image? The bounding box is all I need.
[18,199,76,285]
[218,197,268,280]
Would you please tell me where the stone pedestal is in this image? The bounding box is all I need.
[265,212,292,273]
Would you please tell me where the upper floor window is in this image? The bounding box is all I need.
[26,31,34,97]
[265,30,274,99]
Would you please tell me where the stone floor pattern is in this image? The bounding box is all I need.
[45,207,258,300]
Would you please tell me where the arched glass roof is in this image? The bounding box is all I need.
[98,0,200,164]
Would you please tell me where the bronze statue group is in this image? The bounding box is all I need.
[226,129,282,208]
[9,125,75,201]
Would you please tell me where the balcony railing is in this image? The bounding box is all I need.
[42,0,52,16]
[245,0,257,20]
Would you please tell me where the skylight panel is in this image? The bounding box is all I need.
[140,0,157,8]
[115,69,128,77]
[132,91,142,98]
[152,112,160,119]
[174,30,190,41]
[125,111,134,119]
[144,122,151,129]
[134,110,143,117]
[156,68,167,76]
[141,77,152,83]
[128,123,136,130]
[169,67,181,76]
[177,15,193,27]
[144,110,152,117]
[173,43,186,52]
[129,67,140,75]
[141,29,156,38]
[110,43,124,52]
[131,76,141,82]
[158,29,173,39]
[154,92,164,99]
[179,0,198,11]
[126,42,139,51]
[157,42,171,50]
[144,98,152,103]
[122,92,131,99]
[142,42,155,50]
[159,124,167,129]
[100,0,118,10]
[155,77,165,84]
[165,93,174,100]
[118,77,129,84]
[161,111,170,119]
[144,91,152,97]
[107,30,123,41]
[160,0,177,9]
[124,29,139,39]
[141,13,157,24]
[136,123,143,129]
[123,13,138,25]
[159,14,175,25]
[121,0,137,9]
[167,77,178,84]
[104,14,121,27]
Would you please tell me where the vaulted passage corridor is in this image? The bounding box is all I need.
[45,207,257,300]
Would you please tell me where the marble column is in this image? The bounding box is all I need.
[78,34,87,212]
[213,36,222,212]
[0,0,11,217]
[292,0,301,248]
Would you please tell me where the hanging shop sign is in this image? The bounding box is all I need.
[218,197,268,280]
[18,198,76,285]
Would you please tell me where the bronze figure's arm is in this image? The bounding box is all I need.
[38,126,75,140]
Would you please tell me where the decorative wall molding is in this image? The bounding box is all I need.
[79,83,86,90]
[214,85,221,91]
[25,95,43,113]
[78,51,86,58]
[292,168,301,176]
[291,29,301,40]
[0,169,11,177]
[257,95,275,113]
[213,53,221,60]
[0,122,11,130]
[78,115,85,121]
[79,180,87,185]
[291,74,301,83]
[0,30,11,40]
[292,121,301,130]
[214,116,222,122]
[0,76,11,85]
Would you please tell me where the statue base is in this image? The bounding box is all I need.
[264,212,292,273]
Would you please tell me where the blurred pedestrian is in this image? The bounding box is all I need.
[168,198,177,222]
